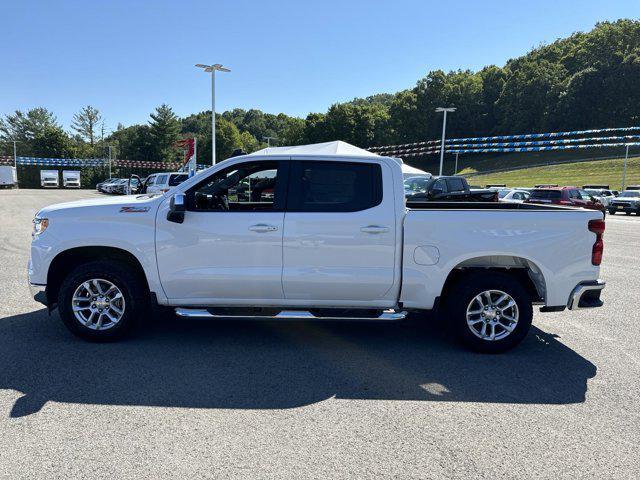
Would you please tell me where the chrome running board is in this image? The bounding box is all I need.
[174,308,408,321]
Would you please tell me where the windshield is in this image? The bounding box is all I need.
[404,177,429,192]
[169,174,189,186]
[530,189,561,199]
[619,191,640,198]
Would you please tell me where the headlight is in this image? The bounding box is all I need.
[32,217,49,236]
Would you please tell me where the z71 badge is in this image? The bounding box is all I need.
[119,206,150,213]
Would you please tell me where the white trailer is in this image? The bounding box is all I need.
[63,170,81,188]
[40,170,59,188]
[0,166,17,188]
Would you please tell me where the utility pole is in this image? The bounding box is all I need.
[622,144,629,190]
[454,152,459,175]
[191,137,197,177]
[263,136,277,147]
[196,63,231,165]
[435,107,456,176]
[108,145,113,178]
[13,140,18,187]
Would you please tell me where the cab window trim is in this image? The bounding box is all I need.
[184,160,289,212]
[286,160,383,213]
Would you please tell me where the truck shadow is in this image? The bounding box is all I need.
[0,309,596,417]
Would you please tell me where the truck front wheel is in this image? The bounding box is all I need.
[447,272,533,353]
[57,260,147,341]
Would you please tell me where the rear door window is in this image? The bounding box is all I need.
[287,161,382,212]
[446,177,466,192]
[156,174,169,185]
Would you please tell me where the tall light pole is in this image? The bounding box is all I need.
[263,136,277,147]
[196,63,231,165]
[435,107,456,176]
[13,140,18,187]
[622,144,629,190]
[107,145,114,178]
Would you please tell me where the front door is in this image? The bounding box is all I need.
[282,160,397,305]
[155,160,287,303]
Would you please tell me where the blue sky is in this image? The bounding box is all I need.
[1,0,638,131]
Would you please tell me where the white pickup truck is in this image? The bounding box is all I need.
[28,146,606,352]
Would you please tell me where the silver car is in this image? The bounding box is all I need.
[609,190,640,215]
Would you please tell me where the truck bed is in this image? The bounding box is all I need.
[406,201,574,211]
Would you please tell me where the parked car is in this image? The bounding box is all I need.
[145,172,189,194]
[499,189,531,204]
[608,190,640,215]
[103,179,128,194]
[0,165,17,188]
[112,177,141,195]
[406,176,498,202]
[96,178,117,192]
[28,148,605,353]
[584,188,615,207]
[525,187,605,213]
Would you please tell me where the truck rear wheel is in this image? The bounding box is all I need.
[447,272,533,353]
[57,260,147,341]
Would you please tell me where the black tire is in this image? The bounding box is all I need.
[608,210,616,215]
[626,211,631,215]
[57,260,148,341]
[446,271,533,353]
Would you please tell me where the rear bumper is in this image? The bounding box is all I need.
[568,279,605,310]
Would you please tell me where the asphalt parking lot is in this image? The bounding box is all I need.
[0,189,638,479]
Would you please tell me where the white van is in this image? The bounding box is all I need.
[63,170,81,188]
[145,172,189,194]
[0,166,17,188]
[40,170,59,188]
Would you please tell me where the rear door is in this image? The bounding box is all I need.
[281,159,397,304]
[445,177,468,200]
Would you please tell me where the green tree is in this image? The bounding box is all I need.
[0,107,61,148]
[149,104,180,162]
[32,125,73,158]
[108,124,155,161]
[71,105,102,147]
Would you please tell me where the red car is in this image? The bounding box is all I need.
[524,186,606,212]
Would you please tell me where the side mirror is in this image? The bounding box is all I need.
[167,193,186,224]
[430,188,444,198]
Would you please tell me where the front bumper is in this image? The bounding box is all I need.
[568,280,605,310]
[29,282,48,306]
[610,203,639,212]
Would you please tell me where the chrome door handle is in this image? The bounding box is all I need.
[360,225,389,234]
[249,224,278,232]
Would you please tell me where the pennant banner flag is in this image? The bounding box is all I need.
[369,125,640,155]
